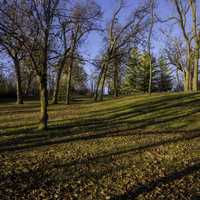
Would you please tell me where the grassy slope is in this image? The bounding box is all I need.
[0,93,199,199]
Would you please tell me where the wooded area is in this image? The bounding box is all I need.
[0,0,199,199]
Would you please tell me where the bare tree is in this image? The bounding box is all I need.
[164,37,189,91]
[0,39,24,104]
[148,0,156,95]
[94,0,151,101]
[25,0,59,129]
[160,0,200,92]
[0,1,25,104]
[188,0,200,91]
[64,1,101,105]
[52,19,71,104]
[2,0,60,130]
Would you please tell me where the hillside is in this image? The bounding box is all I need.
[0,93,199,199]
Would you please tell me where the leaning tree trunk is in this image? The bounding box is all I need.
[94,64,105,101]
[99,64,108,101]
[113,62,119,98]
[38,75,48,130]
[52,49,69,104]
[14,59,23,104]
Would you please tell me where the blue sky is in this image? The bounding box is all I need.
[82,0,175,75]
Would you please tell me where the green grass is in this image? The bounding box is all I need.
[0,93,199,199]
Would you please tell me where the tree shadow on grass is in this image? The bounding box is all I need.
[111,162,200,200]
[0,134,199,199]
[0,125,199,154]
[0,92,200,153]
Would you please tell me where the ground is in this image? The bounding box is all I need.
[0,93,199,200]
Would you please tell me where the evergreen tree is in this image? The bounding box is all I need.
[157,57,173,92]
[123,49,159,93]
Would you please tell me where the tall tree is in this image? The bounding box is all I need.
[52,20,71,104]
[65,0,101,104]
[2,0,60,130]
[147,0,156,95]
[124,49,159,93]
[95,0,151,101]
[157,57,173,92]
[0,1,25,104]
[189,0,200,91]
[164,37,189,92]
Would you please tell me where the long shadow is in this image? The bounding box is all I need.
[0,127,199,154]
[0,150,136,199]
[1,93,199,130]
[111,162,200,200]
[49,93,200,131]
[53,131,200,172]
[1,134,199,199]
[1,92,200,153]
[47,94,200,131]
[0,108,200,153]
[86,93,200,117]
[47,105,200,139]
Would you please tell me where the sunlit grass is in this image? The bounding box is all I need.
[0,93,199,199]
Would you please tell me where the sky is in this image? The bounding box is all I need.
[1,0,198,79]
[82,0,174,76]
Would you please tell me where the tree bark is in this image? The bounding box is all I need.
[184,70,193,92]
[94,64,105,101]
[189,0,199,91]
[52,68,62,104]
[99,64,108,101]
[66,62,72,105]
[14,59,23,104]
[147,0,155,95]
[193,50,199,91]
[184,71,189,92]
[38,27,49,130]
[148,56,152,95]
[38,76,48,130]
[188,53,192,92]
[24,72,32,97]
[113,62,119,97]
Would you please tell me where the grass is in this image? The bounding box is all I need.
[0,92,199,199]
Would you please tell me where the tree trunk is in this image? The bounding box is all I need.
[99,64,108,101]
[52,68,62,104]
[114,62,119,98]
[38,28,49,130]
[176,68,180,91]
[147,0,154,95]
[184,71,190,92]
[148,56,152,95]
[189,0,199,91]
[14,59,23,104]
[66,63,72,105]
[188,65,192,91]
[94,64,105,101]
[24,72,33,97]
[52,46,69,104]
[193,49,199,91]
[38,76,48,130]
